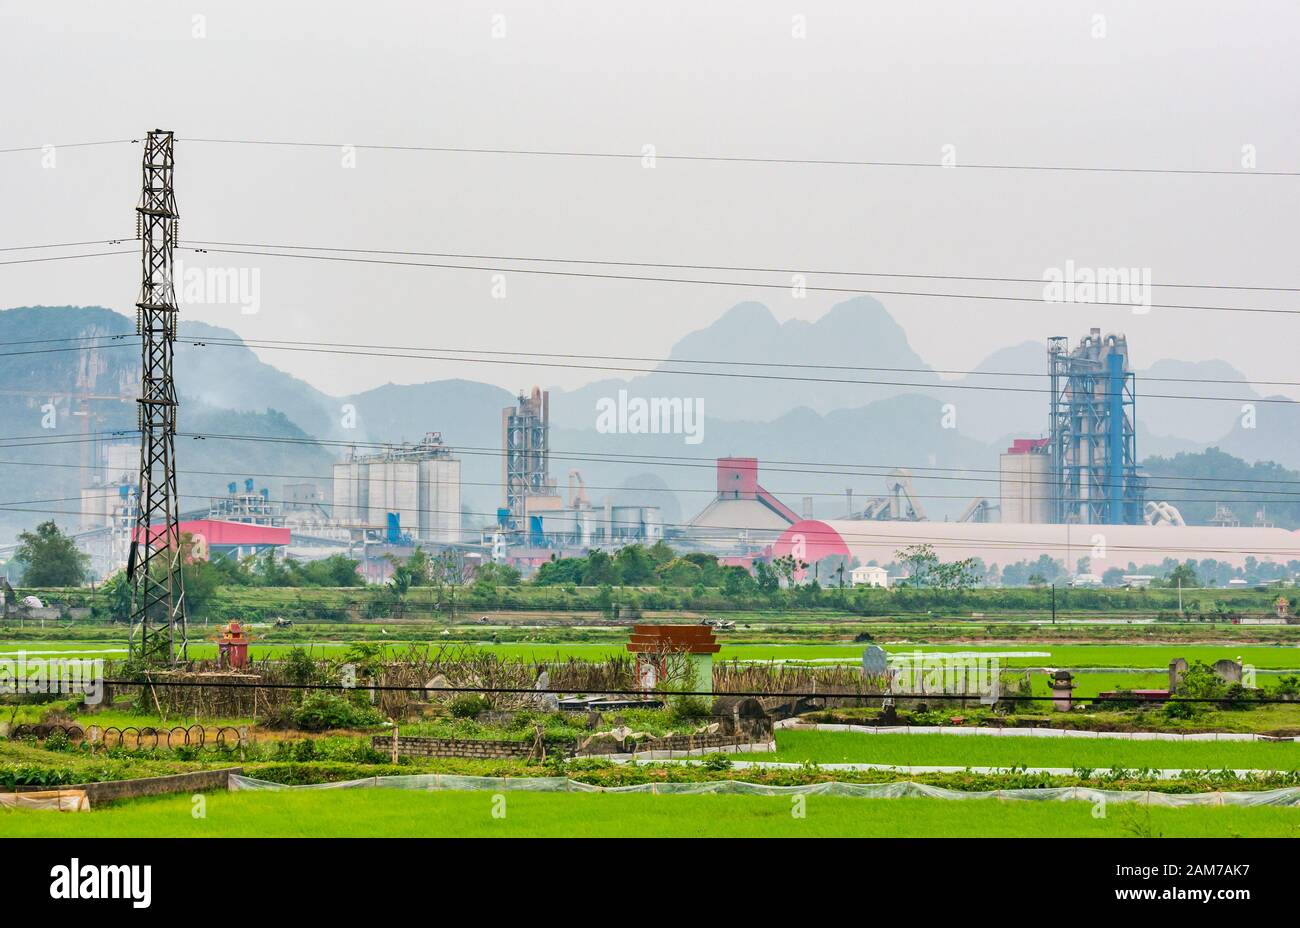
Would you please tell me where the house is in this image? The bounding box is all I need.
[850,565,890,588]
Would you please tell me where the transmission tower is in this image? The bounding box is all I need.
[127,129,187,664]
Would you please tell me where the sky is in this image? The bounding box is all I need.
[2,0,1297,399]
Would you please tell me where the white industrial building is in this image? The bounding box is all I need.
[332,433,462,544]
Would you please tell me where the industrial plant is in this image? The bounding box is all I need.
[57,327,1299,584]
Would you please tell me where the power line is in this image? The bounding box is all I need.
[7,427,1300,496]
[11,489,1300,556]
[184,333,1300,400]
[182,239,1300,294]
[5,334,1288,403]
[180,136,1300,177]
[0,249,136,267]
[184,245,1297,316]
[9,457,1300,508]
[0,139,136,155]
[12,329,1300,392]
[0,237,136,253]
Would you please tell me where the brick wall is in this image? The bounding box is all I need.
[576,731,759,756]
[373,735,544,760]
[375,732,762,761]
[13,767,240,803]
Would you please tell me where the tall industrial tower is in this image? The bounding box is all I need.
[502,387,555,521]
[1047,330,1142,525]
[127,130,187,663]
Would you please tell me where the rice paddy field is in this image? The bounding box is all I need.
[741,729,1300,771]
[6,637,1300,667]
[7,789,1300,837]
[7,638,1296,699]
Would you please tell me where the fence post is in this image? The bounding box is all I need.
[88,725,101,753]
[238,725,248,762]
[390,722,399,764]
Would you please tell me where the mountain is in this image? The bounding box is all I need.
[547,392,995,524]
[4,301,1293,542]
[176,321,341,440]
[0,307,341,541]
[551,297,939,428]
[947,340,1046,443]
[1137,358,1259,446]
[1214,395,1300,471]
[1143,447,1300,529]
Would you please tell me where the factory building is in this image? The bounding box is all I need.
[78,442,138,533]
[1047,329,1142,524]
[134,518,289,563]
[997,330,1145,526]
[999,438,1051,524]
[772,519,1300,576]
[686,457,800,546]
[332,432,461,544]
[502,387,562,522]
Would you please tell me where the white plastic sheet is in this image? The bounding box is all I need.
[226,773,1300,807]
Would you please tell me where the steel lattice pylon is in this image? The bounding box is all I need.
[128,129,187,664]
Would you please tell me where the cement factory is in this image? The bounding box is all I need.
[65,328,1299,583]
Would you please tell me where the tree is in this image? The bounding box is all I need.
[771,554,806,588]
[533,557,585,586]
[180,534,221,619]
[98,570,133,622]
[613,545,654,584]
[430,550,470,615]
[655,557,703,587]
[16,520,87,587]
[473,560,521,588]
[582,549,618,585]
[404,547,432,586]
[1167,562,1199,588]
[386,555,415,597]
[895,544,939,587]
[720,565,756,597]
[753,560,780,594]
[932,557,980,590]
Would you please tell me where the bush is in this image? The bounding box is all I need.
[292,692,385,731]
[667,695,711,726]
[449,694,489,719]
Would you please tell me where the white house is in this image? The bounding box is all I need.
[850,565,890,588]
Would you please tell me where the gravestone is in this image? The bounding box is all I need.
[1168,658,1188,694]
[862,645,889,676]
[424,673,450,701]
[535,670,560,711]
[1213,659,1243,685]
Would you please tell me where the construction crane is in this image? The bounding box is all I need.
[567,469,590,509]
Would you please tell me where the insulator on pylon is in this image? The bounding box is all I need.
[135,213,141,239]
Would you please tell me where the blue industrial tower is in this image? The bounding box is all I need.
[1048,330,1143,525]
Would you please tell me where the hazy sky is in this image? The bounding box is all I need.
[2,0,1297,398]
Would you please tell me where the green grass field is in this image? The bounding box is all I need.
[6,639,1299,668]
[748,730,1300,770]
[6,789,1300,837]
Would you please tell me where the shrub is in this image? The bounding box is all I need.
[699,753,732,771]
[292,692,384,731]
[667,695,711,726]
[449,694,489,719]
